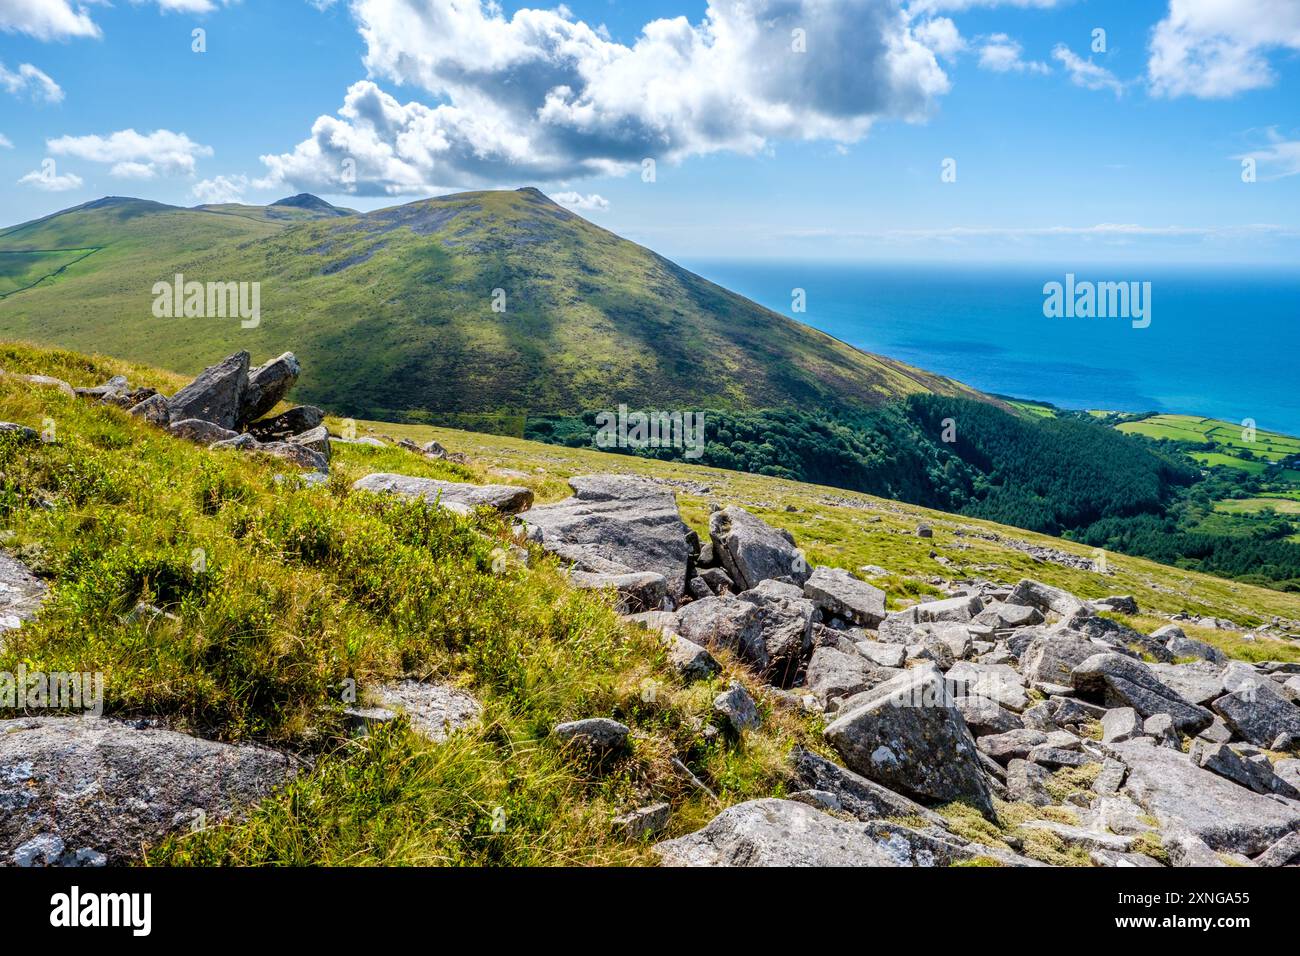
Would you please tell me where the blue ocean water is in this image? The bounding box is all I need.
[685,261,1300,437]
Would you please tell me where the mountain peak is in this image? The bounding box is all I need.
[271,193,343,214]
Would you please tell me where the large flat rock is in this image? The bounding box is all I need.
[653,799,901,867]
[523,475,691,597]
[0,717,294,865]
[1111,740,1300,855]
[353,473,534,515]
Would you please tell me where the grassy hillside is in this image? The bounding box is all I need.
[0,189,986,420]
[2,343,1297,866]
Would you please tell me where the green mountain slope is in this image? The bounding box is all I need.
[0,188,986,420]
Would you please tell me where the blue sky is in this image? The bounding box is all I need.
[1,0,1298,263]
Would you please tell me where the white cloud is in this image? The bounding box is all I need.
[0,133,13,148]
[914,17,965,59]
[192,173,250,203]
[977,34,1049,74]
[260,0,952,196]
[0,0,101,40]
[1149,0,1300,99]
[552,191,609,212]
[17,164,83,191]
[46,128,213,177]
[0,0,237,41]
[1051,44,1124,96]
[0,61,64,103]
[1235,132,1300,181]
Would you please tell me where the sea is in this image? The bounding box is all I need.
[684,261,1300,437]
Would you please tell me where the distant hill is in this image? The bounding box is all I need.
[0,188,988,420]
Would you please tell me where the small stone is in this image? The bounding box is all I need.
[553,717,630,751]
[713,683,761,734]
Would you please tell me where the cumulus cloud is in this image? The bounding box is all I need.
[46,128,213,177]
[0,0,236,41]
[260,0,951,195]
[977,34,1049,74]
[1052,44,1124,96]
[192,173,250,203]
[914,17,965,59]
[0,0,100,40]
[17,164,83,191]
[1149,0,1300,99]
[552,191,609,212]
[0,133,13,148]
[0,61,63,103]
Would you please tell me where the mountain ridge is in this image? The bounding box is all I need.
[0,188,990,420]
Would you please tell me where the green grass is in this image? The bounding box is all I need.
[0,343,820,865]
[1214,497,1300,516]
[1119,414,1300,470]
[0,190,986,423]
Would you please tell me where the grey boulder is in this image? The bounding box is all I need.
[1213,679,1300,749]
[552,718,630,751]
[805,646,895,705]
[824,665,995,818]
[0,550,47,636]
[1111,739,1300,855]
[247,405,325,442]
[653,799,900,867]
[354,473,533,515]
[167,351,249,429]
[708,506,808,591]
[674,595,765,670]
[168,418,239,445]
[802,566,886,627]
[0,717,293,866]
[371,681,481,743]
[1072,653,1213,735]
[239,351,300,425]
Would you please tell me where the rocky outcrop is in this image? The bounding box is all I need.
[524,476,691,598]
[353,473,533,515]
[0,717,294,866]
